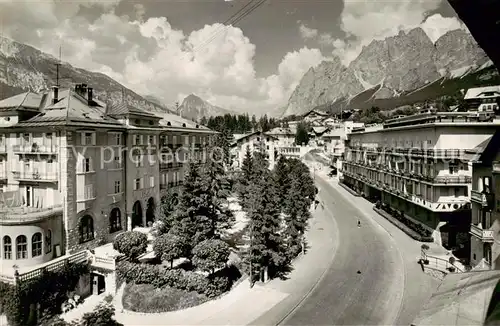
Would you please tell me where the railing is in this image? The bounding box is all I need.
[0,204,63,223]
[471,190,494,208]
[1,250,90,285]
[0,144,6,153]
[91,255,116,271]
[13,143,58,154]
[433,175,472,184]
[12,171,58,181]
[470,224,495,242]
[421,251,464,273]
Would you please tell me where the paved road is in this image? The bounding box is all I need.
[275,161,405,325]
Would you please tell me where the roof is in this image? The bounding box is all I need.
[411,271,500,326]
[464,86,500,100]
[267,127,296,135]
[230,131,277,146]
[312,126,328,134]
[303,109,329,118]
[0,92,44,112]
[107,102,159,118]
[468,131,500,164]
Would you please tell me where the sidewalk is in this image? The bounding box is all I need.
[310,162,441,325]
[113,198,339,325]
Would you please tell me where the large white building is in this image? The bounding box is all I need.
[230,131,278,169]
[342,111,500,257]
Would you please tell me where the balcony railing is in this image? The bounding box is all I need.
[433,175,472,184]
[493,162,500,174]
[0,143,6,153]
[13,143,58,154]
[12,171,58,182]
[470,224,495,242]
[471,190,494,208]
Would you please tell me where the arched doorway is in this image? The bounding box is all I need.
[132,201,143,229]
[146,197,155,226]
[109,208,122,233]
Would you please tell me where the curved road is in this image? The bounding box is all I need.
[278,154,406,325]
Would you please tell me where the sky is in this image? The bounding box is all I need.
[0,0,466,115]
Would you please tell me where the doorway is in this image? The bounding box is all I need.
[91,273,106,295]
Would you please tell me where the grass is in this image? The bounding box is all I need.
[122,283,209,313]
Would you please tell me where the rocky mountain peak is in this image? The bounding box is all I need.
[283,26,489,116]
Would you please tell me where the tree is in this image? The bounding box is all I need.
[153,234,185,268]
[154,189,180,235]
[236,146,253,210]
[168,162,208,257]
[113,231,148,262]
[247,161,289,282]
[78,303,122,326]
[273,156,290,212]
[295,122,310,146]
[192,239,231,274]
[216,128,234,168]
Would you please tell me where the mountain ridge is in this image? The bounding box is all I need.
[284,27,492,116]
[177,93,234,121]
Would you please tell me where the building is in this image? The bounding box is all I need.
[469,131,500,269]
[0,84,215,290]
[266,127,296,147]
[463,86,500,113]
[302,109,329,125]
[230,131,278,169]
[341,110,500,254]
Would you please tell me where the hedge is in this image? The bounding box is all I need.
[116,261,230,298]
[1,262,89,326]
[374,206,434,242]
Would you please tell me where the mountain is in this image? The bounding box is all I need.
[284,28,495,116]
[0,36,175,114]
[178,94,234,121]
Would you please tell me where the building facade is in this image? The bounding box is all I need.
[230,131,277,169]
[469,131,500,269]
[0,84,215,278]
[341,111,500,256]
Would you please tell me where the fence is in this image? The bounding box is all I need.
[421,250,464,274]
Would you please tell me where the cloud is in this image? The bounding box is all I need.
[0,1,327,115]
[298,23,318,39]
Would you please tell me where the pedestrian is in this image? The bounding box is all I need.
[357,219,361,227]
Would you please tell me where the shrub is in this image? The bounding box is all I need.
[113,231,148,261]
[77,303,122,326]
[205,276,232,298]
[192,239,230,274]
[449,256,456,265]
[153,234,184,268]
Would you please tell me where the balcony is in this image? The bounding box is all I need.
[0,143,6,154]
[433,175,472,184]
[13,143,58,155]
[0,204,63,225]
[470,224,495,242]
[12,171,58,183]
[471,190,494,208]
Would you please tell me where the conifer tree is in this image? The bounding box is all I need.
[237,146,253,210]
[168,162,209,257]
[247,167,289,282]
[273,156,290,212]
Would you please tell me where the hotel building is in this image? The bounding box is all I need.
[230,131,278,169]
[341,111,500,253]
[0,84,215,290]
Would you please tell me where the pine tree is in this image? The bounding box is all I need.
[273,156,290,212]
[216,128,234,168]
[237,146,253,210]
[199,143,235,240]
[168,162,209,257]
[247,168,289,282]
[295,122,310,146]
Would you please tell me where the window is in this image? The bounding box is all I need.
[449,163,458,174]
[16,235,27,259]
[83,157,91,172]
[84,184,94,200]
[150,176,155,188]
[114,156,121,168]
[82,132,94,146]
[134,178,141,190]
[32,233,42,257]
[114,181,121,193]
[23,133,30,145]
[109,208,122,233]
[79,215,94,243]
[133,135,141,145]
[46,230,52,253]
[3,236,12,259]
[115,133,121,146]
[148,135,154,145]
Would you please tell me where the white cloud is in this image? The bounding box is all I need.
[0,1,328,115]
[298,23,318,39]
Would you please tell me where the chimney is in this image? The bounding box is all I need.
[87,87,93,105]
[52,86,59,104]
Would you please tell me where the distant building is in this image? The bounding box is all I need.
[230,131,277,170]
[302,109,329,124]
[464,86,500,112]
[266,127,296,147]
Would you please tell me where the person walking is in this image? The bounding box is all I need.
[357,219,361,227]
